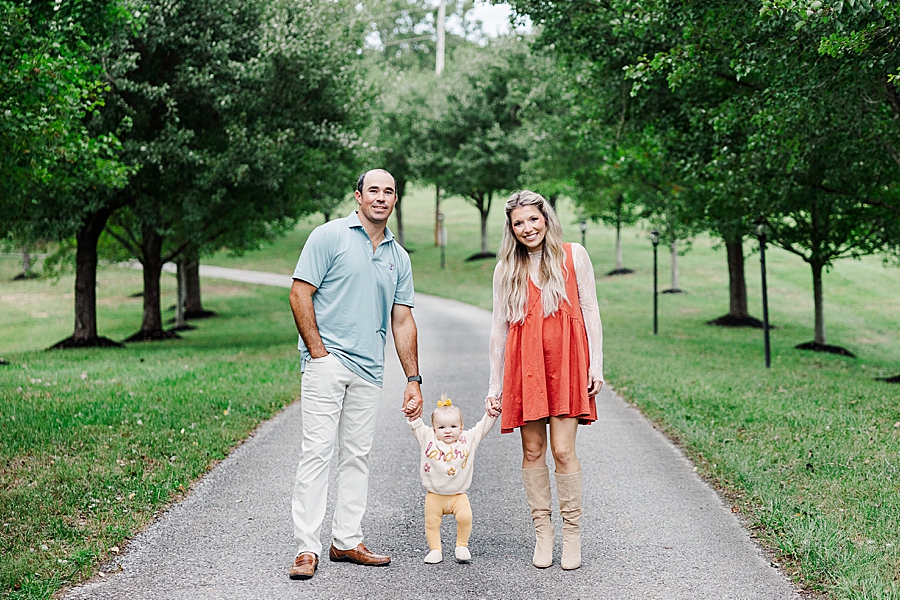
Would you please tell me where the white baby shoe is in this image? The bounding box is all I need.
[455,546,471,562]
[424,549,443,564]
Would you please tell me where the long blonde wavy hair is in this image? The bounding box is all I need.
[496,190,569,324]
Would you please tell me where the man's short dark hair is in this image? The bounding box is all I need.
[356,169,395,194]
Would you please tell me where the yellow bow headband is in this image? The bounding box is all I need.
[437,398,453,407]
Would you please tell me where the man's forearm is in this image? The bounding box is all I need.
[290,280,327,358]
[392,314,419,376]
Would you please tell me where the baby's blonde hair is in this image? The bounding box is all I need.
[430,396,464,429]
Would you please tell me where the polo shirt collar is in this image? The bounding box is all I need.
[347,211,395,243]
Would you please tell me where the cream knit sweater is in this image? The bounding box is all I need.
[408,412,497,495]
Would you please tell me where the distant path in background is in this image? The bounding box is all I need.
[62,267,800,600]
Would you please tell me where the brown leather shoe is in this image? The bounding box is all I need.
[288,552,318,580]
[328,543,390,566]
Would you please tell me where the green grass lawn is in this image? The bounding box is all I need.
[2,184,900,599]
[0,262,301,599]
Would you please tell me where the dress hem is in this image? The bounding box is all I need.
[500,412,597,435]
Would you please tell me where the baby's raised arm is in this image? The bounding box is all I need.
[406,413,428,447]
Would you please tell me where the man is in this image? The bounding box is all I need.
[288,168,424,580]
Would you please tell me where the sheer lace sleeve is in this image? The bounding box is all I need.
[572,243,604,382]
[487,262,509,399]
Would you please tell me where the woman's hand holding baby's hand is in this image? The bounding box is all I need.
[485,396,502,418]
[587,368,603,397]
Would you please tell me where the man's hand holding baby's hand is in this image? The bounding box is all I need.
[402,382,423,420]
[485,396,501,418]
[404,400,419,421]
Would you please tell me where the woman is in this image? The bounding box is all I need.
[485,190,603,570]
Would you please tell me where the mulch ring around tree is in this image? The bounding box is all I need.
[875,374,900,384]
[706,314,767,328]
[122,330,182,343]
[12,272,40,281]
[185,310,217,320]
[465,252,497,261]
[605,268,635,276]
[47,336,126,350]
[166,306,218,320]
[795,341,856,358]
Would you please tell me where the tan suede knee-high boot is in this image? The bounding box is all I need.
[556,470,582,570]
[521,466,554,568]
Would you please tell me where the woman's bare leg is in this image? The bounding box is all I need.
[520,418,548,469]
[548,416,580,474]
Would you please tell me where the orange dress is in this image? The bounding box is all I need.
[501,243,597,434]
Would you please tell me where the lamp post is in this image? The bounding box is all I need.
[580,220,587,248]
[650,229,659,335]
[438,213,446,270]
[755,218,771,368]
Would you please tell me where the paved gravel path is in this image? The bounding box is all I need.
[64,267,799,599]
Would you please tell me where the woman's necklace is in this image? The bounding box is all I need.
[528,250,543,285]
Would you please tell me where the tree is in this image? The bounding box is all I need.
[358,1,481,248]
[0,0,128,207]
[759,0,900,363]
[358,0,474,71]
[421,37,531,257]
[509,0,900,347]
[0,0,134,347]
[370,67,433,246]
[675,1,898,348]
[507,0,762,324]
[97,0,369,341]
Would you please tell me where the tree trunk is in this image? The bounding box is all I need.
[323,211,331,223]
[137,226,166,337]
[73,208,113,341]
[21,245,30,275]
[174,257,187,329]
[548,194,558,210]
[670,240,681,290]
[708,232,762,327]
[480,211,489,254]
[811,260,826,345]
[49,206,124,349]
[434,185,441,247]
[395,194,405,247]
[615,220,624,270]
[479,192,491,255]
[184,255,202,315]
[725,233,748,317]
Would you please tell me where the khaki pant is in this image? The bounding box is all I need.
[425,492,472,550]
[292,354,382,556]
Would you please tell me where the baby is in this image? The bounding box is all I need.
[407,397,497,563]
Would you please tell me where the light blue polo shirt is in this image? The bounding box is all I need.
[292,211,414,387]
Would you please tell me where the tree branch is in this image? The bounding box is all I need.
[714,70,764,92]
[104,227,141,261]
[882,74,900,114]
